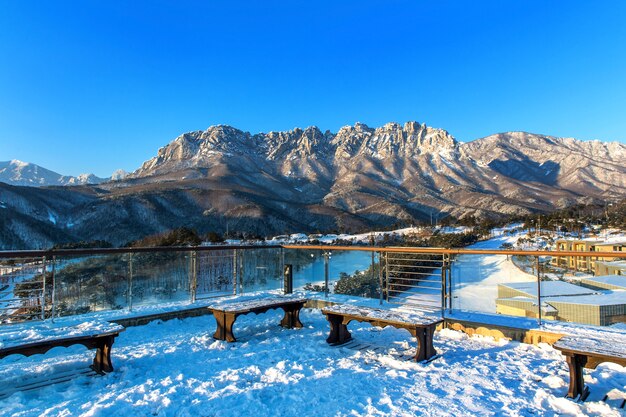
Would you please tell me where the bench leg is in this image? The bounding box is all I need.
[92,335,115,373]
[325,314,351,345]
[410,326,437,362]
[213,312,237,342]
[280,305,304,329]
[564,353,588,399]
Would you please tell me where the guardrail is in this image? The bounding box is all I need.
[1,245,624,327]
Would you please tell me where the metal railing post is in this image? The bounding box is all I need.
[371,247,376,299]
[238,250,244,294]
[324,251,329,298]
[190,251,198,303]
[440,254,447,313]
[232,249,238,295]
[280,248,285,291]
[385,252,389,302]
[127,253,133,312]
[536,255,542,326]
[51,255,56,321]
[41,256,47,320]
[378,251,384,305]
[446,256,453,314]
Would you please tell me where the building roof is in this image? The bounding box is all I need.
[499,281,597,298]
[595,260,626,267]
[546,291,626,306]
[582,275,626,289]
[496,297,558,313]
[554,237,626,246]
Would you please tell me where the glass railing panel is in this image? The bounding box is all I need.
[0,256,48,323]
[330,249,380,300]
[53,254,130,317]
[238,248,283,293]
[129,251,191,308]
[195,249,236,299]
[283,249,324,292]
[536,254,623,327]
[450,252,540,318]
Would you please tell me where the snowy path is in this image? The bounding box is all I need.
[1,310,624,416]
[451,236,537,312]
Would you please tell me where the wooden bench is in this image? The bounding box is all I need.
[554,335,626,400]
[322,304,444,361]
[0,320,125,374]
[207,296,307,342]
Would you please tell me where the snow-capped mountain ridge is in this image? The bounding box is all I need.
[0,160,121,187]
[131,121,458,178]
[128,122,626,205]
[0,160,107,187]
[2,121,625,249]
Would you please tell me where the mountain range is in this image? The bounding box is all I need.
[1,121,625,249]
[0,160,129,187]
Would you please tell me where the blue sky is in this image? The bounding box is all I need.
[1,1,625,177]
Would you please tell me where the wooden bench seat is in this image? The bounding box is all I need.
[322,304,443,361]
[0,320,125,374]
[554,335,626,400]
[207,296,307,342]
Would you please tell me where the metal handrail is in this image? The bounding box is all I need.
[0,244,282,259]
[283,245,626,258]
[1,244,624,259]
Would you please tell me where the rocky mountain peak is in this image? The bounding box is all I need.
[134,121,459,178]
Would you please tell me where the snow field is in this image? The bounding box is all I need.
[1,309,625,416]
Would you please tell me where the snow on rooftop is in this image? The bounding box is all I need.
[496,297,559,313]
[583,275,626,288]
[555,236,626,245]
[500,281,597,298]
[595,260,626,267]
[1,310,624,416]
[546,290,626,306]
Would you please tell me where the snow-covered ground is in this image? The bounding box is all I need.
[264,226,430,245]
[1,309,624,416]
[451,235,537,313]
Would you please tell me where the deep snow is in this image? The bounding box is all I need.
[1,309,625,417]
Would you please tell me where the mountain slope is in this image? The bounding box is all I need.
[1,122,625,249]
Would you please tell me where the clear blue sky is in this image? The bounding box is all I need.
[1,1,625,177]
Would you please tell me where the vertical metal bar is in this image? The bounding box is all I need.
[385,252,389,302]
[280,248,285,292]
[188,251,193,302]
[440,254,446,314]
[370,247,375,298]
[536,255,542,326]
[378,251,384,305]
[232,249,238,295]
[190,251,198,303]
[238,250,244,294]
[51,255,57,321]
[447,256,452,314]
[128,253,134,312]
[324,251,329,298]
[41,256,47,320]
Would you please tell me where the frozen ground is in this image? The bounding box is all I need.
[1,309,625,416]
